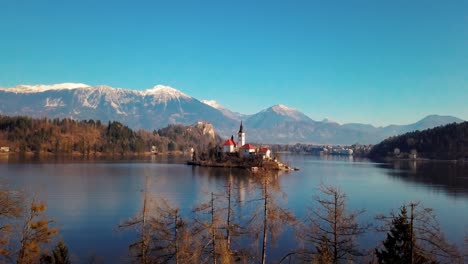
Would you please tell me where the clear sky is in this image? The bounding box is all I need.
[1,0,467,126]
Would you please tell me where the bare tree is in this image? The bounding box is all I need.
[299,184,368,264]
[17,199,58,264]
[193,190,236,264]
[149,198,199,264]
[0,186,22,259]
[119,176,152,264]
[375,202,461,264]
[120,177,200,264]
[248,172,296,264]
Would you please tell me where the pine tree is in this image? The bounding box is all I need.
[376,203,460,264]
[375,206,412,264]
[40,240,71,264]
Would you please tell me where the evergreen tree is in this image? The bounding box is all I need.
[40,240,71,264]
[376,203,459,264]
[375,206,412,264]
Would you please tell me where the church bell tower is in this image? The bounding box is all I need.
[238,121,245,147]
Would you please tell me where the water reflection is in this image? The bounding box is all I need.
[0,155,467,263]
[377,160,468,198]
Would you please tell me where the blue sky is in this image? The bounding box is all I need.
[1,0,467,126]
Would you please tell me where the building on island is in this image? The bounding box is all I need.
[258,147,271,159]
[222,122,272,159]
[223,137,236,153]
[240,144,256,157]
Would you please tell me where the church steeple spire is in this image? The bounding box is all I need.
[238,121,245,148]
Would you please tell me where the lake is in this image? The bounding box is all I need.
[0,154,467,263]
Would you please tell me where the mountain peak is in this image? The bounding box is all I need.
[419,114,463,122]
[201,100,222,110]
[412,114,464,127]
[1,83,91,93]
[142,85,191,101]
[270,104,301,117]
[322,117,339,124]
[252,104,312,122]
[202,99,244,121]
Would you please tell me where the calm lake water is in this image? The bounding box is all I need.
[0,154,467,263]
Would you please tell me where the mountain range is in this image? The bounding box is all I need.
[0,83,464,144]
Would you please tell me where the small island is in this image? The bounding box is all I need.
[188,122,297,171]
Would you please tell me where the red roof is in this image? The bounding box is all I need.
[240,144,256,150]
[223,139,236,146]
[258,148,270,153]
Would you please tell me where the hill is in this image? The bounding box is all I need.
[0,115,219,156]
[368,122,468,161]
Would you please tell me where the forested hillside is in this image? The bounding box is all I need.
[0,115,219,155]
[369,122,468,160]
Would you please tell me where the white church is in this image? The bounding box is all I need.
[222,122,271,159]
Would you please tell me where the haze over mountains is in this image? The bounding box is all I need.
[0,83,464,144]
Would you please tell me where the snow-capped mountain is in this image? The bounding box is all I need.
[0,83,464,144]
[0,83,236,134]
[142,85,191,103]
[201,100,246,121]
[245,104,313,129]
[0,83,92,93]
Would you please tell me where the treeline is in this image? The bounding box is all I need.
[0,116,220,156]
[119,174,466,264]
[268,143,371,157]
[369,122,468,160]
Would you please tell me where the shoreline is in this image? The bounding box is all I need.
[187,160,299,172]
[375,156,468,164]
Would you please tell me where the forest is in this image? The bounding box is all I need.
[0,116,220,156]
[368,122,468,160]
[1,173,466,264]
